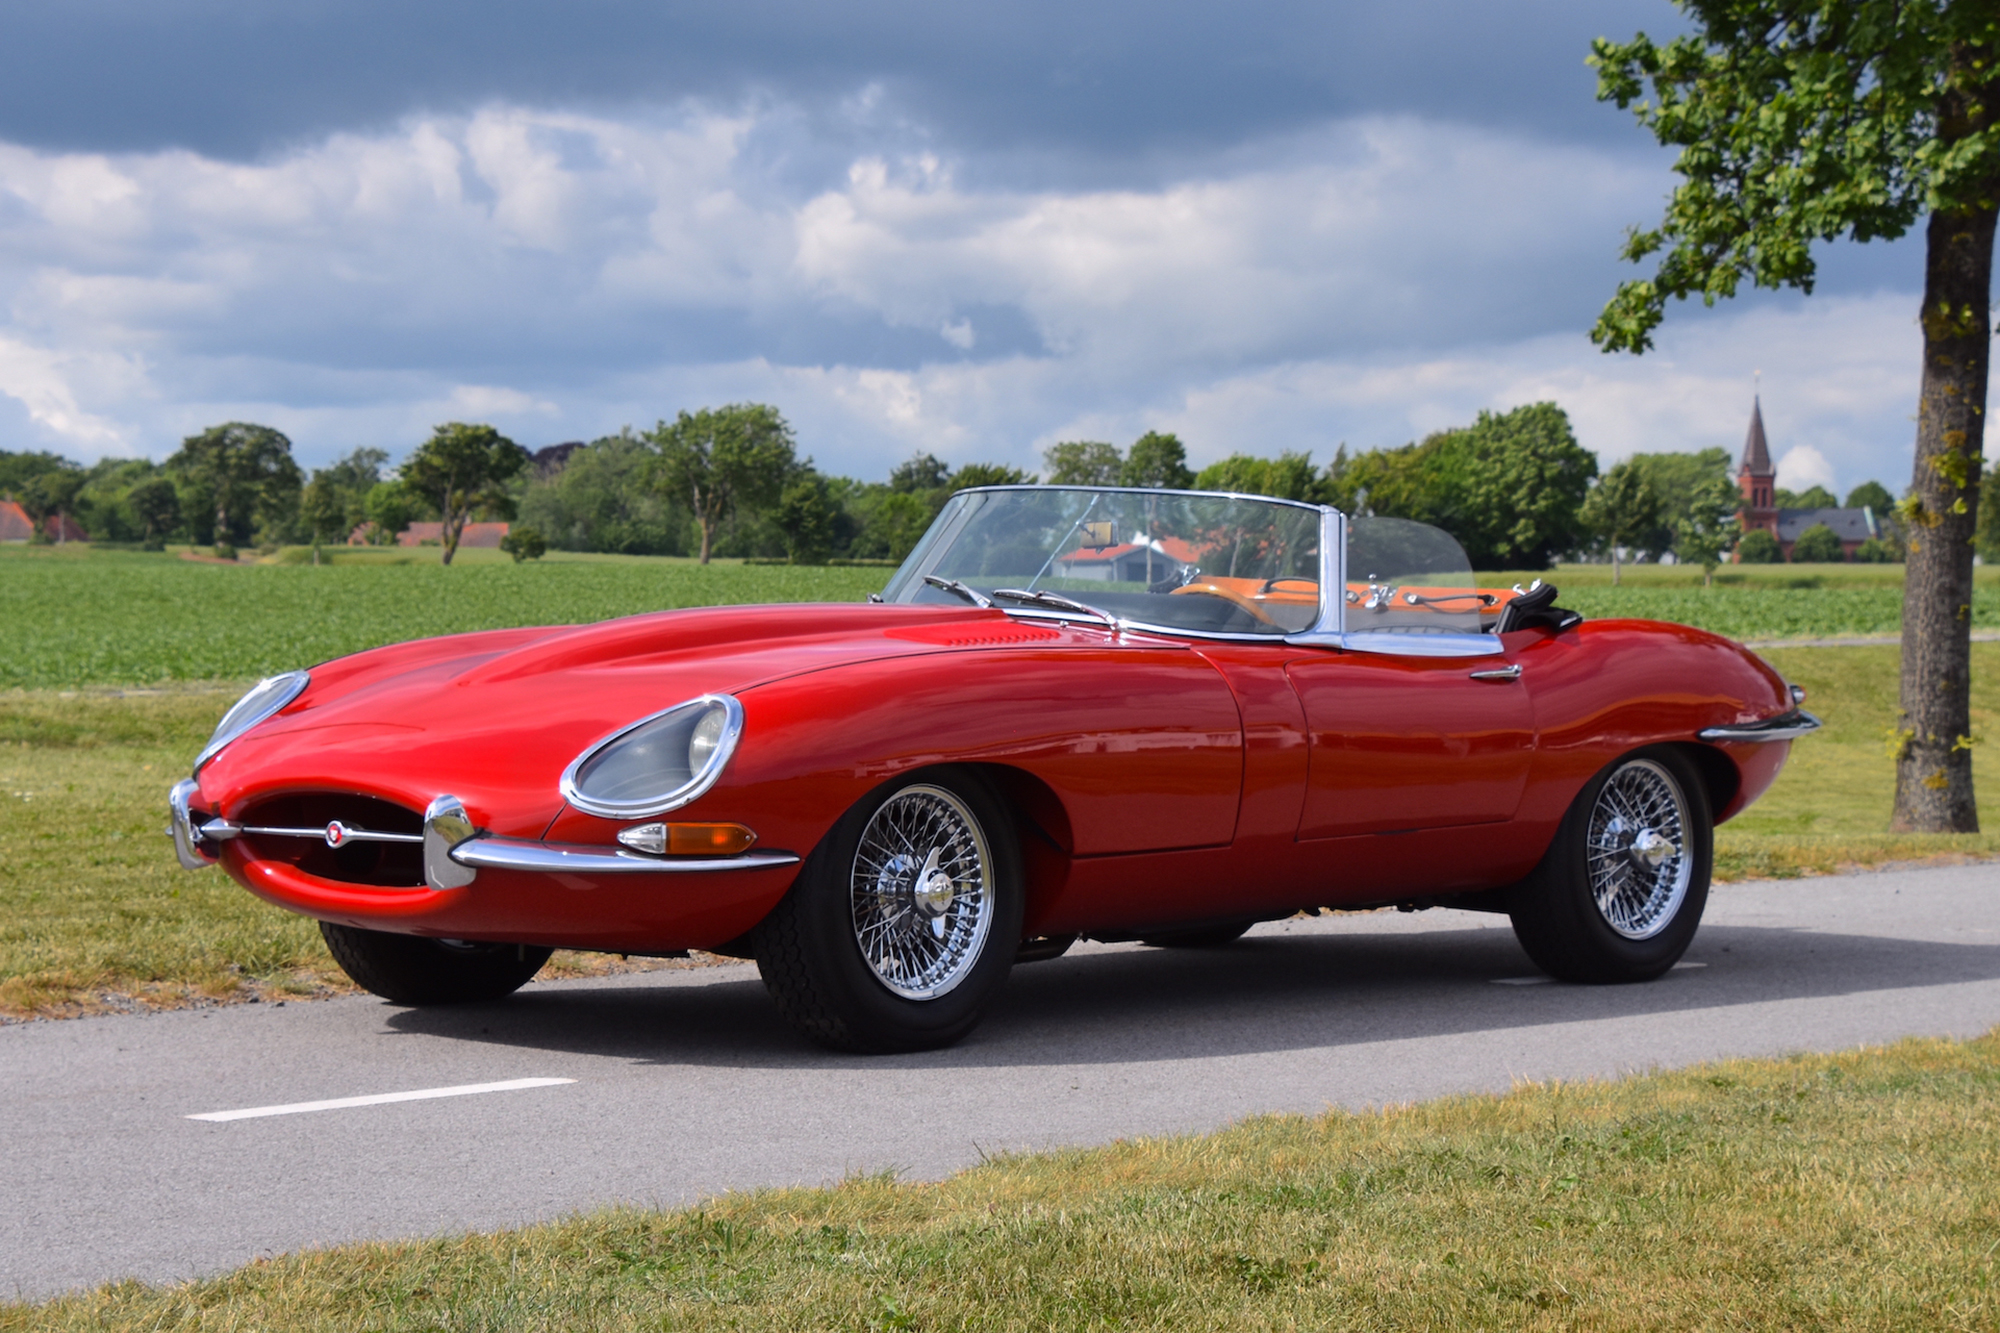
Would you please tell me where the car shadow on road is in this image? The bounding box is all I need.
[379,920,2000,1071]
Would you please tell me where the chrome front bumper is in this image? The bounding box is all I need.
[169,783,799,887]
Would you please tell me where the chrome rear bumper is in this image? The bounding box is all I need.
[1697,709,1823,743]
[169,784,799,886]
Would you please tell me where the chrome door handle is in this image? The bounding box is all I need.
[1469,664,1521,681]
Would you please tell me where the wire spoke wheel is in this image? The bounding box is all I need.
[849,784,995,999]
[1584,758,1692,940]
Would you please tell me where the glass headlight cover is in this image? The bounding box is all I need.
[559,695,744,819]
[194,670,311,773]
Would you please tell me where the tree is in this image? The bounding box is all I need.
[889,452,951,492]
[499,524,547,563]
[1121,431,1195,489]
[1591,1,2000,832]
[948,462,1032,490]
[1775,484,1840,509]
[165,422,301,557]
[362,480,421,545]
[1856,536,1904,562]
[1737,528,1783,563]
[400,423,530,566]
[299,473,349,565]
[1195,451,1322,502]
[128,476,180,549]
[648,404,797,564]
[1791,522,1847,562]
[21,466,85,543]
[1674,471,1744,583]
[1582,460,1664,585]
[1614,447,1734,556]
[1846,480,1897,512]
[1043,441,1123,485]
[776,475,838,564]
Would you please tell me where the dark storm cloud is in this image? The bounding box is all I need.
[2,0,1669,169]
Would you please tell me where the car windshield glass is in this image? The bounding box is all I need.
[1344,516,1487,634]
[881,487,1325,636]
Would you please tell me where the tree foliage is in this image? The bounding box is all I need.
[1791,521,1848,562]
[401,423,530,565]
[648,404,798,565]
[166,422,302,556]
[1591,1,2000,354]
[1737,528,1784,563]
[1043,441,1124,485]
[1121,432,1195,489]
[1582,460,1664,584]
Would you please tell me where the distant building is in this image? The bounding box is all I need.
[0,499,32,542]
[1733,398,1880,560]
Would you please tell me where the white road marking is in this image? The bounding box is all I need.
[1672,961,1708,969]
[187,1077,575,1122]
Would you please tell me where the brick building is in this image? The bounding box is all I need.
[1733,398,1880,561]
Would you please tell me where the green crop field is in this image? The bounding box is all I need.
[0,545,887,690]
[9,1031,1997,1330]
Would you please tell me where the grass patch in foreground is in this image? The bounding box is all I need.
[11,1031,1999,1330]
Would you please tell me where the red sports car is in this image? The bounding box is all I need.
[169,486,1817,1051]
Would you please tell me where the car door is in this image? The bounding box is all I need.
[1286,646,1534,839]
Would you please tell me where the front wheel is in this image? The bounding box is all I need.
[755,769,1023,1053]
[319,922,552,1005]
[1507,748,1712,983]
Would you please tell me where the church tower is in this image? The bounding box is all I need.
[1738,396,1776,509]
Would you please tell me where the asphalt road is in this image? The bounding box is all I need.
[4,861,1997,1300]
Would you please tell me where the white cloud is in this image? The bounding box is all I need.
[1776,445,1837,493]
[0,98,1932,500]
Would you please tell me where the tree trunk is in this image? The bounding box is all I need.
[1891,204,1994,832]
[1611,543,1622,586]
[441,494,459,566]
[698,515,714,564]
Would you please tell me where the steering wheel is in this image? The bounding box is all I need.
[1169,582,1278,624]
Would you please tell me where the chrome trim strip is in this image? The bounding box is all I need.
[207,821,424,846]
[1285,628,1506,657]
[1469,664,1523,681]
[169,778,212,870]
[448,836,800,875]
[558,694,745,820]
[1698,709,1823,743]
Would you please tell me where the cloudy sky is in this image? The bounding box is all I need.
[0,0,1938,494]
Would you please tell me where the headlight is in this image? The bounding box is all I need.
[193,671,310,773]
[559,695,744,818]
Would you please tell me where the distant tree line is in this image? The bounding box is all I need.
[0,400,1956,571]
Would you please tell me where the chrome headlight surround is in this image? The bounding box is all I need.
[559,694,745,819]
[193,670,311,774]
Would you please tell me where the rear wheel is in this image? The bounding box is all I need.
[1508,748,1712,983]
[319,922,552,1005]
[755,769,1023,1053]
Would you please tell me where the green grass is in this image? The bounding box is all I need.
[0,544,887,689]
[9,1030,1997,1330]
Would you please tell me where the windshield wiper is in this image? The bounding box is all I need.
[922,575,992,608]
[990,587,1116,625]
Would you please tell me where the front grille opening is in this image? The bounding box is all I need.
[239,792,425,888]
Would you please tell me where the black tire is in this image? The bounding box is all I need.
[1508,747,1713,983]
[754,768,1024,1053]
[1140,921,1254,949]
[319,922,552,1005]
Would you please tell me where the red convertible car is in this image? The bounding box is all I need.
[169,486,1817,1051]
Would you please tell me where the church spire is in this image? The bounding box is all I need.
[1738,396,1775,509]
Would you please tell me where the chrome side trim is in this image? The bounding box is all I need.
[1469,664,1523,681]
[1698,709,1823,743]
[169,778,212,870]
[1286,628,1506,657]
[448,837,800,875]
[202,821,423,846]
[423,795,480,890]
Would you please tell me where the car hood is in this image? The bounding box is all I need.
[194,602,1080,835]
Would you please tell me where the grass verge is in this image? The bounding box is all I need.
[8,1030,1997,1330]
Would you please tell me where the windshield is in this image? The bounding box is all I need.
[1344,515,1487,634]
[881,487,1326,636]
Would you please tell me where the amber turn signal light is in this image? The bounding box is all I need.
[616,821,758,855]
